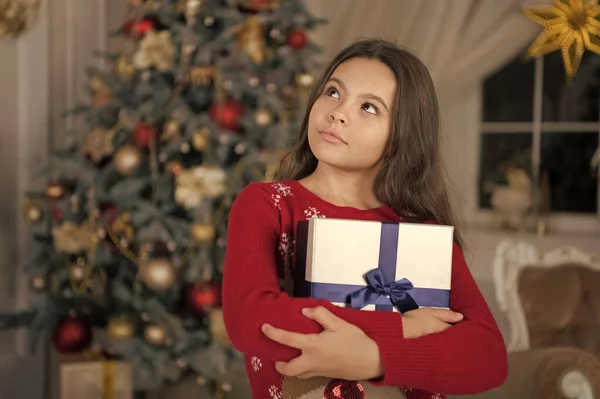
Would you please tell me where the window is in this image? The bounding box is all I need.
[479,49,600,231]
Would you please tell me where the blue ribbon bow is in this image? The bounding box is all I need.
[349,268,419,313]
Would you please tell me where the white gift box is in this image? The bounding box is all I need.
[294,218,454,312]
[59,360,133,399]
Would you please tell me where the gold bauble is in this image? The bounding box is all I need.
[69,263,86,282]
[46,182,65,200]
[191,128,210,151]
[113,145,142,176]
[89,75,109,93]
[117,56,137,80]
[161,120,180,141]
[29,272,47,293]
[296,72,314,88]
[140,258,177,291]
[107,316,136,340]
[190,223,215,244]
[23,199,44,223]
[254,109,272,127]
[143,324,167,345]
[209,309,231,347]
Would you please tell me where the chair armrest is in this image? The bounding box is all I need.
[503,347,600,399]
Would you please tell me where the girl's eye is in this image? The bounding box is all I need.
[324,86,340,98]
[362,103,379,115]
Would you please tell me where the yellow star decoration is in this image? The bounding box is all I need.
[523,0,600,78]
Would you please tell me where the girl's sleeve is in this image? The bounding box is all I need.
[222,184,507,395]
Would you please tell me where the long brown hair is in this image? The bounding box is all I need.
[279,38,464,249]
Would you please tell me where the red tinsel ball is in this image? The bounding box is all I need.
[208,99,244,131]
[52,316,93,354]
[323,379,365,399]
[287,30,307,50]
[186,282,221,314]
[134,122,156,149]
[124,18,155,37]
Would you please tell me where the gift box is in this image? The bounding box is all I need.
[283,218,454,399]
[293,218,454,313]
[59,358,133,399]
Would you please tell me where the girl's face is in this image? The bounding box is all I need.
[307,57,397,172]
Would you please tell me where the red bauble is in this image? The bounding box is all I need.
[124,18,155,37]
[287,30,307,50]
[134,122,156,149]
[209,99,244,131]
[186,282,221,314]
[53,208,63,221]
[52,316,93,354]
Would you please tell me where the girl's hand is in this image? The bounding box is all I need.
[401,308,463,339]
[262,306,384,381]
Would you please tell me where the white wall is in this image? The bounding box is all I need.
[0,2,125,398]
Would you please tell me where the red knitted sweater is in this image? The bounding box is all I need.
[222,180,507,399]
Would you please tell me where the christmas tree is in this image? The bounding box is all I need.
[1,0,324,395]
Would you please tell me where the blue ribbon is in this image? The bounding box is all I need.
[301,222,450,313]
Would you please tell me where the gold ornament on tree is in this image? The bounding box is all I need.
[0,0,41,39]
[209,309,231,347]
[143,324,167,345]
[254,108,273,127]
[22,197,44,223]
[113,145,142,176]
[191,127,210,151]
[174,166,227,209]
[235,16,266,64]
[111,212,135,241]
[139,257,177,291]
[83,127,116,163]
[188,66,216,86]
[117,56,137,80]
[107,316,136,340]
[45,181,65,200]
[522,0,600,78]
[190,222,215,244]
[161,120,181,142]
[52,221,95,254]
[133,30,176,71]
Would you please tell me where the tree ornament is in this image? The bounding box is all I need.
[191,127,210,151]
[175,166,228,209]
[296,72,314,88]
[287,29,307,50]
[254,108,273,126]
[52,221,95,254]
[161,120,180,142]
[165,160,183,176]
[143,324,167,345]
[107,316,136,340]
[236,16,266,64]
[52,315,93,354]
[89,75,109,93]
[113,145,142,176]
[188,65,216,86]
[22,198,44,223]
[190,222,215,244]
[124,17,156,37]
[134,122,157,149]
[29,271,47,293]
[83,127,116,163]
[111,212,135,241]
[68,262,86,282]
[522,0,600,78]
[140,258,177,291]
[208,99,244,131]
[186,282,221,314]
[133,30,176,71]
[46,182,65,200]
[117,56,137,80]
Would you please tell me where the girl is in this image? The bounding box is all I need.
[222,38,507,399]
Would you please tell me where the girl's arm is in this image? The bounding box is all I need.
[222,184,507,394]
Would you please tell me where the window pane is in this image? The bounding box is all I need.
[541,132,598,213]
[542,52,600,122]
[479,133,532,208]
[483,53,534,122]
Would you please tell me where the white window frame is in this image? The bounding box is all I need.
[474,56,600,236]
